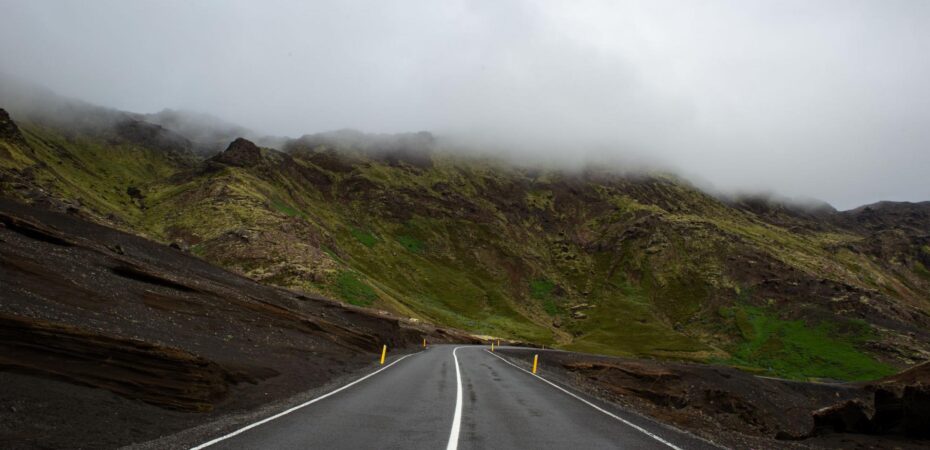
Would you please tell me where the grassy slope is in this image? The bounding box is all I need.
[2,122,189,227]
[721,306,894,381]
[2,124,927,380]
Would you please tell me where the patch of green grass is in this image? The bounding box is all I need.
[271,198,305,218]
[725,306,895,381]
[335,271,379,306]
[529,278,555,299]
[397,235,425,253]
[189,243,205,256]
[351,227,379,247]
[529,278,559,315]
[321,246,341,261]
[734,307,754,339]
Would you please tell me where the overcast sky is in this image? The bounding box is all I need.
[1,0,928,209]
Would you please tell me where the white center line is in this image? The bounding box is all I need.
[190,353,416,449]
[485,349,684,450]
[445,346,465,450]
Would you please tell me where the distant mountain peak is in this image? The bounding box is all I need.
[211,137,263,167]
[144,109,255,157]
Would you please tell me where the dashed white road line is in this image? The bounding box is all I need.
[190,353,416,450]
[485,349,684,450]
[445,346,465,450]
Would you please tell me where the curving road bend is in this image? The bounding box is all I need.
[196,345,720,450]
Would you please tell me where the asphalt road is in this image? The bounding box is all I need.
[194,345,720,450]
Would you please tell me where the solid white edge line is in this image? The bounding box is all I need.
[189,353,416,450]
[445,346,464,450]
[485,349,684,450]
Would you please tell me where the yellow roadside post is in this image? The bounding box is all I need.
[380,344,387,365]
[491,341,494,352]
[423,338,427,348]
[532,354,539,374]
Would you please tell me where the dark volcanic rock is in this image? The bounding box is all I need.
[811,362,930,438]
[126,185,144,199]
[813,399,876,433]
[901,385,930,437]
[0,314,237,412]
[211,137,264,167]
[0,108,26,147]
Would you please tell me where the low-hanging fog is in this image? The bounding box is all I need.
[1,0,929,210]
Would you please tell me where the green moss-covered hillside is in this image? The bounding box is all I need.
[2,106,928,381]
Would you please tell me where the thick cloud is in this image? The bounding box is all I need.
[1,0,928,209]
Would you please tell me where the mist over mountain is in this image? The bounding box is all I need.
[0,74,899,216]
[142,109,254,156]
[2,1,930,209]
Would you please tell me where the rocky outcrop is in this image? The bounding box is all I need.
[811,362,930,438]
[211,137,264,167]
[0,108,26,147]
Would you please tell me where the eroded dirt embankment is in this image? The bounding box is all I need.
[0,199,477,449]
[0,314,253,412]
[497,349,930,449]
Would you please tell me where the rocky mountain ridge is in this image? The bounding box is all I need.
[1,100,928,382]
